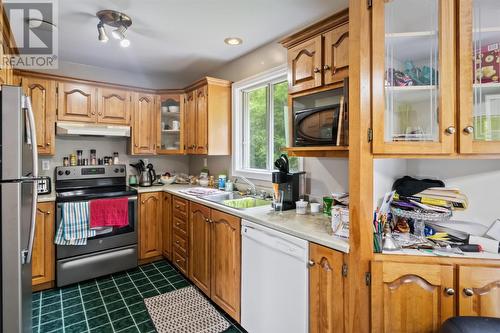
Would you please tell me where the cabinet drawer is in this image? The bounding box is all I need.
[173,248,188,274]
[173,232,187,253]
[173,197,188,214]
[173,215,187,233]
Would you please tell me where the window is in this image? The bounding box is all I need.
[233,66,301,180]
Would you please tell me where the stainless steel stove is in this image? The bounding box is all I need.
[55,165,138,287]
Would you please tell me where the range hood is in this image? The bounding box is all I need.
[56,122,131,137]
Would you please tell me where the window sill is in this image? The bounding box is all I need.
[232,169,273,182]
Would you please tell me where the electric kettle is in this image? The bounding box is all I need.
[139,170,152,187]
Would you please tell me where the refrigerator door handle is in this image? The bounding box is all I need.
[23,96,39,264]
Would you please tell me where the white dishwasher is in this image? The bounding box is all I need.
[241,220,308,333]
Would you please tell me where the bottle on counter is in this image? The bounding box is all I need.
[113,152,119,165]
[90,149,96,165]
[76,150,83,166]
[63,156,69,167]
[218,174,226,190]
[70,153,77,166]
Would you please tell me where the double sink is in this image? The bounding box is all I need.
[200,192,271,210]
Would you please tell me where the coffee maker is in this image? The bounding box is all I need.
[271,154,306,211]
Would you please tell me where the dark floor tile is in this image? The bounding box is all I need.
[42,289,60,298]
[40,310,61,324]
[79,280,97,289]
[82,291,100,303]
[65,321,88,333]
[40,302,61,314]
[100,286,118,296]
[128,302,146,314]
[131,310,149,323]
[87,313,109,330]
[108,307,129,321]
[32,293,41,301]
[32,307,40,317]
[39,318,62,332]
[32,315,39,327]
[80,285,99,295]
[172,280,190,289]
[65,304,84,316]
[136,320,155,333]
[112,315,135,331]
[114,277,132,286]
[32,325,39,333]
[120,288,140,299]
[106,299,126,312]
[64,311,86,327]
[85,305,106,319]
[117,281,135,290]
[141,290,159,298]
[167,275,185,283]
[62,297,81,308]
[136,284,154,293]
[84,298,104,310]
[157,284,175,294]
[61,285,79,294]
[89,323,113,333]
[62,290,80,300]
[117,326,140,333]
[103,292,121,303]
[41,295,60,306]
[123,295,142,306]
[131,277,149,286]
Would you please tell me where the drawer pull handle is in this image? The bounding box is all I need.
[444,287,455,296]
[463,288,474,297]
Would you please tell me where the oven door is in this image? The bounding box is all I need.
[294,104,341,146]
[56,196,138,259]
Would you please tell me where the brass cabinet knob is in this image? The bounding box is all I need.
[313,67,321,73]
[175,240,179,244]
[205,218,210,223]
[444,287,455,296]
[307,260,315,268]
[98,112,102,116]
[445,126,456,135]
[323,65,331,71]
[175,205,180,209]
[463,288,474,297]
[463,126,474,135]
[46,142,51,146]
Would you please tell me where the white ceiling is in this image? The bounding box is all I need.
[56,0,348,86]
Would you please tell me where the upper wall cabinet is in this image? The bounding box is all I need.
[281,10,349,95]
[184,78,231,156]
[372,0,455,155]
[458,0,500,154]
[158,93,184,155]
[57,82,98,123]
[97,87,131,125]
[21,76,56,155]
[132,92,158,155]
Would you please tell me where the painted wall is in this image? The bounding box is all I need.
[39,136,190,180]
[189,40,349,200]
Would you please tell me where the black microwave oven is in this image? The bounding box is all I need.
[293,80,348,146]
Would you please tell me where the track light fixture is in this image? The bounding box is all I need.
[96,10,132,47]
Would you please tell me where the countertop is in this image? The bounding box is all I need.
[37,192,56,203]
[136,184,350,253]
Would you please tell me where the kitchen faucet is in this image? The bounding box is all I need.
[235,176,257,196]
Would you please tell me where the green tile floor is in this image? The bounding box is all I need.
[32,260,245,333]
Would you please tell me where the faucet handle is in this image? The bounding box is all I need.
[259,190,268,199]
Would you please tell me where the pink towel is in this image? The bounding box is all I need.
[90,197,129,228]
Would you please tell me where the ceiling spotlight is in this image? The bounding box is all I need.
[97,22,108,42]
[224,37,243,46]
[112,25,127,40]
[120,38,130,48]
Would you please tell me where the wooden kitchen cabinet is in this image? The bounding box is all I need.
[161,192,172,260]
[57,82,98,123]
[210,209,241,322]
[184,78,231,155]
[96,87,131,125]
[458,265,500,317]
[323,23,349,86]
[158,93,184,154]
[287,36,323,94]
[372,0,456,155]
[138,192,162,260]
[172,196,189,275]
[309,243,344,333]
[132,92,158,155]
[371,261,455,333]
[32,202,55,290]
[188,202,211,294]
[21,76,56,155]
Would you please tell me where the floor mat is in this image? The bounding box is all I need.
[144,286,231,333]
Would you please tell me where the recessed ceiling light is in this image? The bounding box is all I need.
[224,37,242,46]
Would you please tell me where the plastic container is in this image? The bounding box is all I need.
[225,180,234,192]
[218,175,227,190]
[310,202,321,214]
[295,199,308,215]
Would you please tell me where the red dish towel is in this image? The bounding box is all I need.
[90,197,129,228]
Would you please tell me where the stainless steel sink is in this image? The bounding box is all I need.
[200,192,271,210]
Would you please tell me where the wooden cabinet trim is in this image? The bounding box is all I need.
[458,265,500,317]
[188,202,211,295]
[138,192,162,260]
[32,202,55,287]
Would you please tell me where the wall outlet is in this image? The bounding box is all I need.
[143,158,149,166]
[203,158,208,168]
[41,160,50,171]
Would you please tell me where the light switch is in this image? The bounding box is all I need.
[42,160,50,171]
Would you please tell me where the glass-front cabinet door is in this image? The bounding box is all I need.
[459,0,500,153]
[157,94,184,154]
[372,0,455,154]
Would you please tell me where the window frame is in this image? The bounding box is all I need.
[232,65,302,181]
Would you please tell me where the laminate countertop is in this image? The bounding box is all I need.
[135,184,350,253]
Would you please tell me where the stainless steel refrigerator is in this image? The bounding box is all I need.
[0,86,39,333]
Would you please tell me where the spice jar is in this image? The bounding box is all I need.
[90,149,96,165]
[70,154,77,166]
[113,152,119,164]
[63,157,69,167]
[76,150,83,166]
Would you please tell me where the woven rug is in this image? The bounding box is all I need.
[144,286,231,333]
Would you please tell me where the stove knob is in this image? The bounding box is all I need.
[114,168,119,173]
[65,170,71,176]
[57,170,63,176]
[120,168,125,173]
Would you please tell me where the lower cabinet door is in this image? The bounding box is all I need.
[162,193,172,260]
[371,261,455,333]
[210,209,241,322]
[458,265,500,317]
[138,192,162,259]
[188,202,211,295]
[309,243,344,333]
[32,202,55,287]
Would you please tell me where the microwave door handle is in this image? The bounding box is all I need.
[23,96,39,264]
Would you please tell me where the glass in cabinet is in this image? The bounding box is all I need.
[372,0,455,154]
[459,0,500,153]
[158,94,184,154]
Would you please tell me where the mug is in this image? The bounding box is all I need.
[172,120,180,130]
